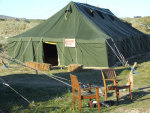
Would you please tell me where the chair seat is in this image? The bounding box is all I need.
[81,90,95,96]
[117,85,130,89]
[107,85,130,90]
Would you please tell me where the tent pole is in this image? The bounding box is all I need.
[75,41,78,64]
[61,39,65,69]
[34,38,43,62]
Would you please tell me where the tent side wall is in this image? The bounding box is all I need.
[8,38,44,63]
[56,42,109,67]
[107,35,150,67]
[118,36,150,57]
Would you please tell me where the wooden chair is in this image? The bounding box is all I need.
[101,68,132,103]
[70,74,101,113]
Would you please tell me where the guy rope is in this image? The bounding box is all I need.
[0,48,72,107]
[0,50,72,87]
[0,77,34,105]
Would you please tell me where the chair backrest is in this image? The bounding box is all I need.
[70,74,80,90]
[101,68,117,80]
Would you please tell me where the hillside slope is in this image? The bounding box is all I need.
[122,16,150,34]
[0,15,17,19]
[0,19,44,39]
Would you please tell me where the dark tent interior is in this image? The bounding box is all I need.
[43,43,58,65]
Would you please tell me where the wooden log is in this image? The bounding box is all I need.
[68,64,83,72]
[26,62,52,71]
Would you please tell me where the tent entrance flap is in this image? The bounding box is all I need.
[43,42,58,66]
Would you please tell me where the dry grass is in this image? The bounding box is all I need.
[0,19,44,38]
[122,16,150,34]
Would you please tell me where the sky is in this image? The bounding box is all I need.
[0,0,150,19]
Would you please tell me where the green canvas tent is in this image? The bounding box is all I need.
[8,1,150,67]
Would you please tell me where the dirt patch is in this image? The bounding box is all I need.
[125,109,150,113]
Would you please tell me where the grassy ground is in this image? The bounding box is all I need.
[0,54,150,113]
